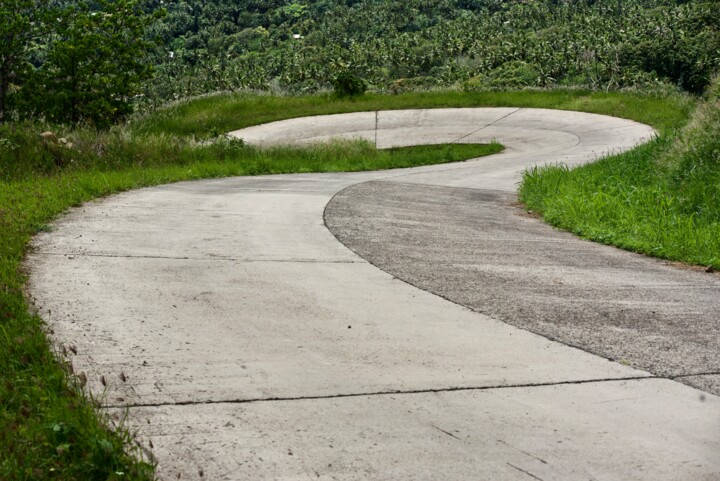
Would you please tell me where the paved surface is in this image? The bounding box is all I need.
[26,109,720,480]
[326,182,720,394]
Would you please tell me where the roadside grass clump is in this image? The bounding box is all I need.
[0,89,693,478]
[0,121,503,182]
[520,77,720,268]
[0,174,157,480]
[254,141,503,173]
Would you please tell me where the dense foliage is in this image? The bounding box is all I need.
[143,0,720,104]
[0,0,163,127]
[2,0,718,122]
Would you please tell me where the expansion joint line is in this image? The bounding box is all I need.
[452,107,522,144]
[34,251,360,264]
[103,374,666,410]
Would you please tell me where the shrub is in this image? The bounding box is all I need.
[331,71,368,97]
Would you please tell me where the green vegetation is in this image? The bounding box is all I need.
[3,0,718,123]
[0,126,502,182]
[332,71,369,97]
[1,0,164,126]
[135,89,693,139]
[1,0,717,477]
[0,88,692,478]
[520,76,720,268]
[142,0,719,104]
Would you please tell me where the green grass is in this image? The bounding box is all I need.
[0,88,695,479]
[133,88,693,139]
[1,175,159,479]
[520,79,720,268]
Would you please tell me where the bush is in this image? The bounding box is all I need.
[331,71,368,97]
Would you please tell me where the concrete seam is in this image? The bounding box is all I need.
[104,375,659,409]
[450,107,522,144]
[31,252,361,264]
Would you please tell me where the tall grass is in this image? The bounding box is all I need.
[0,122,501,181]
[520,78,720,268]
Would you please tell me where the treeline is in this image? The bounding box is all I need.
[1,0,719,126]
[146,0,719,103]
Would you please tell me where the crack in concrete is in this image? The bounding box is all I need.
[429,424,463,441]
[106,372,720,410]
[496,439,550,465]
[103,375,659,409]
[507,463,545,481]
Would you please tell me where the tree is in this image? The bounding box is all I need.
[27,0,164,127]
[0,0,47,123]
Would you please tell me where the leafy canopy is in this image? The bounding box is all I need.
[2,0,164,127]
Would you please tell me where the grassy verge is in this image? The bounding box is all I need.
[0,88,693,478]
[520,78,720,269]
[133,88,693,138]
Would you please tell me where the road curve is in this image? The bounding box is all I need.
[27,109,719,480]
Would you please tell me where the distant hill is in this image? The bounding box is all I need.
[144,0,720,103]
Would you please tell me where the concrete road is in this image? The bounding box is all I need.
[26,109,720,480]
[326,182,720,394]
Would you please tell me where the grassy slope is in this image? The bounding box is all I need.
[134,89,692,138]
[0,90,692,479]
[520,79,720,268]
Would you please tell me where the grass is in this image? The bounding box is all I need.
[0,126,502,181]
[133,88,694,138]
[0,88,695,479]
[520,78,720,269]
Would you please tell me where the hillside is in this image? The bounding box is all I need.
[520,75,720,269]
[145,0,720,104]
[2,0,718,126]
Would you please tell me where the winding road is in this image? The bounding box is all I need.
[27,109,720,480]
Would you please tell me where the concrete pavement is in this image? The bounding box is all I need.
[26,109,719,480]
[326,182,720,394]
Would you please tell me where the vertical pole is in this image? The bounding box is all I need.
[375,110,379,148]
